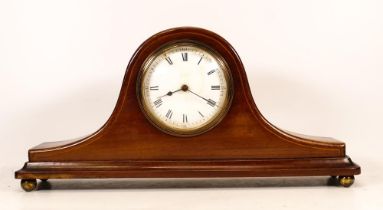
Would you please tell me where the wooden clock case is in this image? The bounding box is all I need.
[15,27,360,191]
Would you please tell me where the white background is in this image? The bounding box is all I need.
[1,0,382,209]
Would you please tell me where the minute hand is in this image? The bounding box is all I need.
[187,90,217,107]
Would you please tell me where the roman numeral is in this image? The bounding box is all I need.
[211,85,220,90]
[198,111,204,118]
[153,98,163,108]
[183,114,188,123]
[165,109,173,119]
[150,86,159,90]
[181,52,188,61]
[165,56,173,65]
[207,69,216,75]
[207,99,216,107]
[197,56,203,65]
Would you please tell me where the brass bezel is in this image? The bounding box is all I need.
[137,41,234,137]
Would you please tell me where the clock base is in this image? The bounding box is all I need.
[16,156,360,190]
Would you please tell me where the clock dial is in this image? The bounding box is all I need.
[138,42,233,136]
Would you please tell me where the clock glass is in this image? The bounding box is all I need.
[138,42,233,136]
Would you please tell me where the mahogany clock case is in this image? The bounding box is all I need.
[15,27,360,191]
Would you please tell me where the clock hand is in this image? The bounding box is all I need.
[158,88,182,98]
[187,89,208,101]
[157,84,190,99]
[187,89,218,107]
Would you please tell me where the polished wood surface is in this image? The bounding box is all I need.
[15,27,360,187]
[16,157,358,179]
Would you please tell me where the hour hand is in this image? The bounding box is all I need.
[158,88,181,98]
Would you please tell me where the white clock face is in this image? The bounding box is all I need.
[138,43,232,136]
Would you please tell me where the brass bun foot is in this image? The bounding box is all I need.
[21,179,37,192]
[338,176,355,187]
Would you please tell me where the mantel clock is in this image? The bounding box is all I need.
[15,27,360,191]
